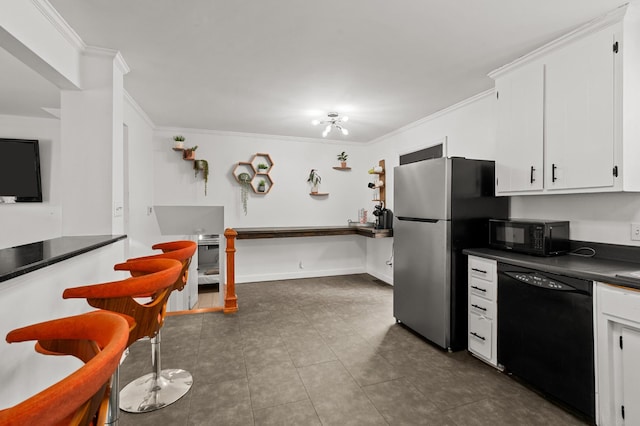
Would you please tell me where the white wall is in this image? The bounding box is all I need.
[0,115,62,249]
[152,128,376,282]
[511,192,640,246]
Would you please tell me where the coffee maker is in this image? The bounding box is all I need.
[373,203,393,230]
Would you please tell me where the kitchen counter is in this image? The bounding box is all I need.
[234,226,393,239]
[463,246,640,290]
[0,235,127,283]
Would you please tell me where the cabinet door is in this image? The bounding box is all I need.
[622,326,640,425]
[545,26,617,190]
[495,63,544,194]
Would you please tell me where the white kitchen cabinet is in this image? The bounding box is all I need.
[489,6,633,196]
[595,282,640,425]
[467,256,499,368]
[544,26,617,191]
[494,62,544,194]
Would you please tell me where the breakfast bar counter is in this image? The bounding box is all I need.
[234,226,393,239]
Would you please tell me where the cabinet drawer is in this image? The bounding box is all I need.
[469,276,495,301]
[469,294,494,319]
[469,313,493,360]
[469,256,496,282]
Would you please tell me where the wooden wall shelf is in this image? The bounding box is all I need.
[370,159,385,205]
[309,192,329,196]
[332,166,351,171]
[232,153,274,194]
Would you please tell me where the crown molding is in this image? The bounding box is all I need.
[366,89,494,146]
[154,125,365,146]
[31,0,85,51]
[489,3,628,79]
[83,46,130,74]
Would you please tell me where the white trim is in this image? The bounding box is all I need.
[366,89,494,146]
[366,269,393,286]
[83,46,130,74]
[154,125,365,146]
[396,136,448,158]
[124,90,155,129]
[236,267,367,283]
[489,3,628,79]
[31,0,86,51]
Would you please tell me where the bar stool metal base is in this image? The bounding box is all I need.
[119,369,192,413]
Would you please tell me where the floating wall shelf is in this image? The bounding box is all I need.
[232,153,274,194]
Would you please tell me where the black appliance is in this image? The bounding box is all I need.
[497,263,594,421]
[393,157,509,350]
[0,138,43,202]
[489,219,569,256]
[373,204,393,230]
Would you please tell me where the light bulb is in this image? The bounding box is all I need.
[341,116,349,122]
[341,128,349,136]
[322,130,328,138]
[325,125,332,133]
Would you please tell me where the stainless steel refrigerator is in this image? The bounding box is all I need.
[393,157,508,351]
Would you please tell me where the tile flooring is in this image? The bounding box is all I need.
[118,274,589,426]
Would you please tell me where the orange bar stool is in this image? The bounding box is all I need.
[63,258,182,422]
[114,240,197,413]
[0,311,131,426]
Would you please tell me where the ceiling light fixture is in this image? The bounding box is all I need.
[311,112,349,137]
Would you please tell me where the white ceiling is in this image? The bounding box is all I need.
[1,0,627,142]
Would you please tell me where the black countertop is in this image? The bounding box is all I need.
[0,235,127,283]
[463,247,640,290]
[234,226,393,239]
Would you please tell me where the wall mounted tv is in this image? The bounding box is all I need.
[0,138,43,202]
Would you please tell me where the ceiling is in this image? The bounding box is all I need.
[0,0,626,142]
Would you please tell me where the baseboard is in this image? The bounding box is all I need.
[236,267,367,283]
[366,269,393,285]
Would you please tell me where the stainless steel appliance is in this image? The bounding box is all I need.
[497,263,594,421]
[393,157,508,350]
[489,219,569,256]
[197,234,220,286]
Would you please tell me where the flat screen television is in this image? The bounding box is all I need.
[0,138,43,202]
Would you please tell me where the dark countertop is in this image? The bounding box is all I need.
[234,226,393,239]
[463,247,640,290]
[0,235,127,283]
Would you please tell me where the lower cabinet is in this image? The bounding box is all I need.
[596,282,640,425]
[467,256,499,367]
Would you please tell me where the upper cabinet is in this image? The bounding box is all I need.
[490,5,634,196]
[544,27,617,191]
[494,62,544,193]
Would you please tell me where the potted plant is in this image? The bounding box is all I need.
[257,163,269,172]
[238,172,251,215]
[173,135,185,149]
[337,151,348,168]
[257,179,266,192]
[183,145,198,160]
[307,169,321,193]
[194,159,209,195]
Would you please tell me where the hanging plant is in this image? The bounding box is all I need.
[194,159,209,196]
[238,172,251,215]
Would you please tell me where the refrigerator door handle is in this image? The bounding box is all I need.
[396,217,439,223]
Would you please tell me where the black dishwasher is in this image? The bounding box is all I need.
[497,263,594,421]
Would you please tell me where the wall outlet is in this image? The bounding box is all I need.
[632,223,640,241]
[299,261,304,269]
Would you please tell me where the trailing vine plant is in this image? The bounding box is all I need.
[238,172,251,215]
[194,159,209,195]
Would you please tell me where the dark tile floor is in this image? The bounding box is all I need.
[118,274,589,426]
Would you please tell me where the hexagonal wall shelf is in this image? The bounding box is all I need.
[232,153,274,194]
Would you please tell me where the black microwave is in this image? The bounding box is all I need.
[489,219,570,256]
